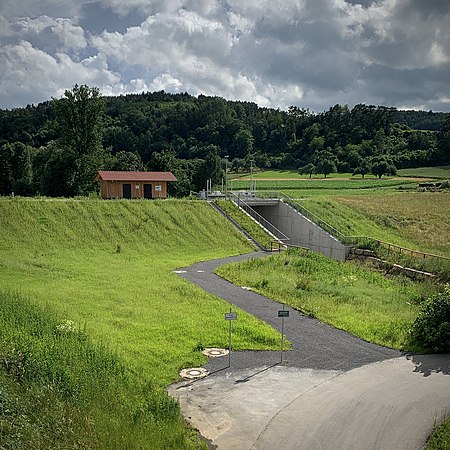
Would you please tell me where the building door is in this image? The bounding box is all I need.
[144,183,152,199]
[123,183,132,199]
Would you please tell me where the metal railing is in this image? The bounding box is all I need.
[229,192,290,245]
[257,191,349,243]
[244,190,450,267]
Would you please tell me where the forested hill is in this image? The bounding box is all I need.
[393,110,447,131]
[1,88,449,197]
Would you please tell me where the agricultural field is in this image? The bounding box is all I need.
[229,177,417,191]
[398,166,450,179]
[0,198,281,448]
[235,170,376,179]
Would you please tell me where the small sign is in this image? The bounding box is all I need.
[225,312,237,321]
[278,310,289,318]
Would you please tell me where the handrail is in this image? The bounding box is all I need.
[247,190,450,264]
[229,193,290,244]
[259,191,348,242]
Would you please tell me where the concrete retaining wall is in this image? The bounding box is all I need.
[252,201,351,261]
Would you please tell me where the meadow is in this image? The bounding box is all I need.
[0,198,281,448]
[397,166,450,179]
[216,248,438,350]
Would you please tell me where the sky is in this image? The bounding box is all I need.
[0,0,449,112]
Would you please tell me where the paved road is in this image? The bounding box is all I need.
[169,252,450,450]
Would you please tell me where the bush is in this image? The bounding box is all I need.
[409,285,450,353]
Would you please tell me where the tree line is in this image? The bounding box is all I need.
[1,85,449,197]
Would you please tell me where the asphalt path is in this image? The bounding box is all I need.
[169,251,450,450]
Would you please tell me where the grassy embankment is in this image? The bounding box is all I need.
[295,191,450,279]
[0,198,281,448]
[216,248,437,350]
[216,199,274,249]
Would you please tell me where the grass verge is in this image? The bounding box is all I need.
[0,290,197,449]
[427,417,450,450]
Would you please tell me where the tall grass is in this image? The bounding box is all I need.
[0,197,282,448]
[0,291,195,449]
[216,249,439,350]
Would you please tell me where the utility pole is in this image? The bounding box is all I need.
[225,155,229,199]
[250,159,254,193]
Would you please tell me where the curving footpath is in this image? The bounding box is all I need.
[168,252,450,450]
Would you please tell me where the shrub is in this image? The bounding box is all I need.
[409,285,450,353]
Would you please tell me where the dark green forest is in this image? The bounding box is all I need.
[1,86,449,197]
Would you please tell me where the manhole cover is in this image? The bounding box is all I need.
[202,347,229,358]
[179,367,209,380]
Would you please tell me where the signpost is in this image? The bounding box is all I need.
[278,306,289,363]
[225,309,237,367]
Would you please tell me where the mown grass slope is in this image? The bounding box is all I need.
[0,198,281,448]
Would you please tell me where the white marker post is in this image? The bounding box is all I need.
[278,305,289,363]
[225,309,237,367]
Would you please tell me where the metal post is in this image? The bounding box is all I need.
[225,155,229,199]
[280,304,285,363]
[228,307,232,367]
[250,159,253,193]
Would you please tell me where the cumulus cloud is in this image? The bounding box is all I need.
[11,16,87,51]
[0,0,449,111]
[0,40,123,106]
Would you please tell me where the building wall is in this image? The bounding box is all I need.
[100,180,168,199]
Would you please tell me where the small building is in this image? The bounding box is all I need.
[96,171,177,199]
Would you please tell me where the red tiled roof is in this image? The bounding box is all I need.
[96,171,177,182]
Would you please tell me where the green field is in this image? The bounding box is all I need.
[427,417,450,450]
[398,166,450,179]
[0,198,281,448]
[216,249,436,350]
[229,178,417,191]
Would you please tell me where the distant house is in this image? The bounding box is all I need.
[96,171,177,199]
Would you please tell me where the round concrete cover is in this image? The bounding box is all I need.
[179,367,209,380]
[202,348,229,357]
